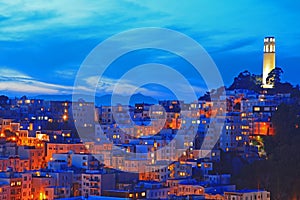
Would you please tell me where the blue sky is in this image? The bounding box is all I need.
[0,0,300,99]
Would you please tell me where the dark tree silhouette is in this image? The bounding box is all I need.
[228,70,261,92]
[266,67,283,87]
[0,95,9,106]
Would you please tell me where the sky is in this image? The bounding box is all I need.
[0,0,300,100]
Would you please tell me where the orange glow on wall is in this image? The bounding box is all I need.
[253,121,275,136]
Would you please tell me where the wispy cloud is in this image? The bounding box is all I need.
[85,76,150,96]
[0,67,89,95]
[55,69,77,79]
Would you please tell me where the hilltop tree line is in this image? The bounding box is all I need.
[228,68,300,97]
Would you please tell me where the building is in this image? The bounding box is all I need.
[139,161,169,182]
[21,172,33,200]
[81,170,116,197]
[31,172,56,200]
[262,36,276,88]
[71,100,96,128]
[0,172,23,200]
[135,181,170,199]
[224,190,271,200]
[52,152,100,169]
[0,181,10,200]
[18,146,45,170]
[45,143,87,162]
[0,156,30,172]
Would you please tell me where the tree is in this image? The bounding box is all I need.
[266,67,283,87]
[228,70,261,92]
[0,95,9,106]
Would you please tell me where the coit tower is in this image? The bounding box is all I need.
[262,36,276,88]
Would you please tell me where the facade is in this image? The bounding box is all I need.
[262,36,276,88]
[224,190,271,200]
[71,100,96,128]
[81,171,116,197]
[31,173,56,200]
[0,181,10,200]
[0,172,23,200]
[45,143,87,162]
[21,172,32,200]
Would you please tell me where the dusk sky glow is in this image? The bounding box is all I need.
[1,0,300,98]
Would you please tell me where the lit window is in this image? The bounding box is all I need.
[254,107,260,112]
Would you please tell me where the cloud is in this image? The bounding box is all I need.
[0,68,31,79]
[0,67,90,95]
[55,69,77,79]
[1,0,300,98]
[85,76,150,96]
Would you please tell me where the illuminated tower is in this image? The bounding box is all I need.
[262,36,276,88]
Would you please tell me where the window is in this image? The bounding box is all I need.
[254,107,260,112]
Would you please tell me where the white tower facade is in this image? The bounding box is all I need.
[262,36,276,88]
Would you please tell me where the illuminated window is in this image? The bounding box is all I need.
[63,115,68,121]
[254,107,260,112]
[141,192,146,197]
